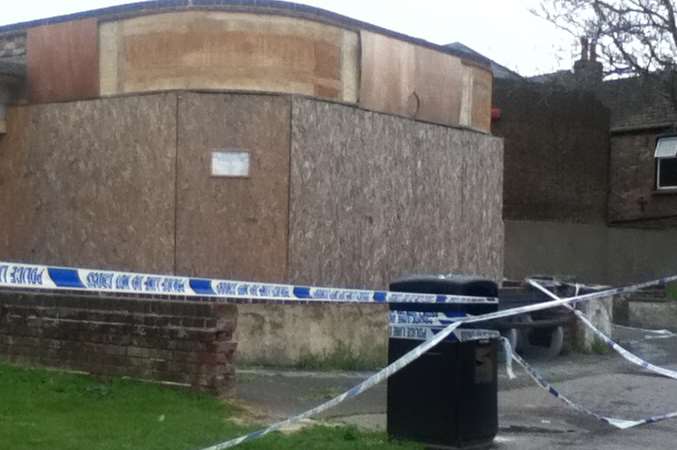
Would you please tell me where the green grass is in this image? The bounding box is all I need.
[295,342,387,371]
[0,362,421,450]
[240,341,388,372]
[589,337,611,355]
[667,282,677,301]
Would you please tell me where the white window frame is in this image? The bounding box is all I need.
[655,136,677,191]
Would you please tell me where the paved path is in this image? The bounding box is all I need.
[235,326,677,449]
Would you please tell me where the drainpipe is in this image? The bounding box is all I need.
[0,62,26,135]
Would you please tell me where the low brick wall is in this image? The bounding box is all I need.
[0,291,237,394]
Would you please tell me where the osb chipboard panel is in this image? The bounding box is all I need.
[0,94,177,273]
[359,31,469,128]
[100,11,359,102]
[455,129,504,276]
[26,19,99,103]
[175,93,290,282]
[288,98,503,289]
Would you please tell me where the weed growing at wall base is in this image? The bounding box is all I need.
[667,282,677,301]
[296,341,388,371]
[0,361,422,450]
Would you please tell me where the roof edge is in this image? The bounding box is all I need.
[0,0,490,69]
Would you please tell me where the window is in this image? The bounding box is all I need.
[655,135,677,190]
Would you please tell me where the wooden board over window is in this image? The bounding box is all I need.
[470,64,493,132]
[27,18,99,103]
[359,31,492,133]
[99,11,359,103]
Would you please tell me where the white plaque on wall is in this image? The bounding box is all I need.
[211,151,250,177]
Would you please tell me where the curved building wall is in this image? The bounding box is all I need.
[4,5,493,132]
[99,11,360,102]
[0,92,503,284]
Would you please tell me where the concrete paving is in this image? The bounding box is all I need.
[234,326,677,449]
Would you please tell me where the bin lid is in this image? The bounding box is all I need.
[389,274,498,298]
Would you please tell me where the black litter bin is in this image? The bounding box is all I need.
[387,275,499,449]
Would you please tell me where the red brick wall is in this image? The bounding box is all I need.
[609,130,677,225]
[0,291,237,394]
[493,80,610,224]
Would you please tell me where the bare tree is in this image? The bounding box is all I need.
[535,0,677,76]
[535,0,677,114]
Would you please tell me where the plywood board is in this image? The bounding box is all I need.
[100,12,359,103]
[359,31,416,118]
[175,93,290,282]
[0,94,177,272]
[288,98,503,289]
[360,31,483,128]
[414,45,464,126]
[27,19,99,103]
[470,65,493,133]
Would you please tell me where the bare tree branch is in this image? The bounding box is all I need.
[535,0,677,115]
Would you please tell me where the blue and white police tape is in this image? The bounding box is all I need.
[506,338,677,429]
[389,323,500,342]
[612,323,677,340]
[388,324,515,378]
[439,271,677,329]
[528,280,677,381]
[576,284,676,340]
[389,310,464,325]
[201,321,464,449]
[200,273,677,449]
[0,261,496,305]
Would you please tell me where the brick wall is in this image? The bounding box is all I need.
[493,79,610,224]
[598,76,677,132]
[0,291,237,394]
[609,130,677,225]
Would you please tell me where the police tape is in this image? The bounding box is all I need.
[200,322,463,450]
[389,310,464,324]
[389,324,500,342]
[507,338,677,429]
[199,273,677,449]
[0,261,496,305]
[612,323,677,340]
[576,285,676,340]
[436,272,677,328]
[388,325,515,378]
[528,280,677,381]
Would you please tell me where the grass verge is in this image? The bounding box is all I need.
[667,282,677,301]
[295,342,387,371]
[0,362,421,450]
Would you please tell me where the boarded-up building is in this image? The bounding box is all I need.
[0,1,503,293]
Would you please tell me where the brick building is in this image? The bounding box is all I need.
[450,42,677,284]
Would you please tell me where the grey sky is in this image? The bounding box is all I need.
[1,0,577,76]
